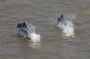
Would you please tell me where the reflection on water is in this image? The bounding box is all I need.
[30,42,41,49]
[18,37,41,49]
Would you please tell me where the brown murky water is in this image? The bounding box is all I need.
[0,0,90,59]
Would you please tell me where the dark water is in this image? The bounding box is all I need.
[0,0,90,59]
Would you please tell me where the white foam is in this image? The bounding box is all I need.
[27,23,41,43]
[28,32,41,43]
[58,20,74,37]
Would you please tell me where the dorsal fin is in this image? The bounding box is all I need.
[61,14,64,19]
[58,14,64,22]
[22,22,27,28]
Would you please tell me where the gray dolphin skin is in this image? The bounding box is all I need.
[17,22,28,33]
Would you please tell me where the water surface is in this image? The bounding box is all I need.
[0,0,90,59]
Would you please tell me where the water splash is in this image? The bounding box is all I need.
[27,23,41,42]
[57,14,75,37]
[17,22,41,43]
[62,20,74,37]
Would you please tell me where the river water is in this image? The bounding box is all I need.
[0,0,90,59]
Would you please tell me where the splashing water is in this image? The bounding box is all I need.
[26,23,41,42]
[62,20,74,37]
[57,14,75,37]
[17,22,41,43]
[28,32,41,43]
